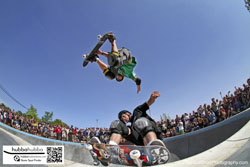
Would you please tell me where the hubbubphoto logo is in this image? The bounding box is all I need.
[3,145,64,165]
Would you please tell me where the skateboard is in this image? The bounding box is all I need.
[82,32,114,67]
[85,143,170,167]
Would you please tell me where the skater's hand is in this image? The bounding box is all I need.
[150,91,160,100]
[137,85,141,94]
[147,91,160,107]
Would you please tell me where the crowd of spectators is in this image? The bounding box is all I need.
[158,78,250,138]
[0,107,110,144]
[0,78,249,143]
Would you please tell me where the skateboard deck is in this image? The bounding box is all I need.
[85,143,170,166]
[82,32,114,67]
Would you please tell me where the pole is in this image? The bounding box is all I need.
[96,119,98,128]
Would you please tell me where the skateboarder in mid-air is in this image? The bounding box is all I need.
[89,33,142,93]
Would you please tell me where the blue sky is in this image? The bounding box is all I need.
[0,0,249,128]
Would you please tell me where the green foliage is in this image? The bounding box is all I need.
[245,0,250,12]
[0,103,10,110]
[41,111,53,123]
[2,102,69,127]
[25,105,38,120]
[49,119,69,128]
[0,103,6,108]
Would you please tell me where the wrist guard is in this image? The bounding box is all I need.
[135,78,141,85]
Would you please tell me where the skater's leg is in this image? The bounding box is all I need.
[134,117,163,146]
[111,40,119,53]
[143,131,157,146]
[109,133,122,145]
[96,58,109,71]
[95,58,115,80]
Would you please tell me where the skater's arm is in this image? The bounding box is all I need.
[136,85,141,94]
[134,77,141,93]
[97,50,108,57]
[146,91,160,107]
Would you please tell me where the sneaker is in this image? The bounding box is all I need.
[89,137,101,144]
[148,139,166,147]
[107,33,116,43]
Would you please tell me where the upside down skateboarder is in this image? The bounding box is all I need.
[89,33,142,93]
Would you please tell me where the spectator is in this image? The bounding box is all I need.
[186,120,194,133]
[62,126,67,141]
[72,127,77,142]
[0,110,3,122]
[78,128,83,143]
[56,125,62,140]
[68,127,73,142]
[228,106,240,117]
[43,124,49,138]
[50,126,54,139]
[206,111,216,125]
[177,121,184,135]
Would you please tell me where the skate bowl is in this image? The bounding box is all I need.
[0,108,250,167]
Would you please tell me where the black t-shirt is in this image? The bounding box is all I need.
[131,102,150,123]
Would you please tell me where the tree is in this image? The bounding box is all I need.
[49,119,69,128]
[0,103,10,110]
[0,103,6,108]
[41,111,53,123]
[25,105,38,120]
[245,0,250,12]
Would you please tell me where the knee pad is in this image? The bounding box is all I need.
[110,120,129,136]
[108,52,119,66]
[134,117,154,137]
[103,69,115,80]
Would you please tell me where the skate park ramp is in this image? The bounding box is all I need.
[0,108,250,167]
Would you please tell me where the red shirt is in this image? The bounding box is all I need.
[72,129,77,135]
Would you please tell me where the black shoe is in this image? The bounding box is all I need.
[100,161,109,166]
[108,33,116,43]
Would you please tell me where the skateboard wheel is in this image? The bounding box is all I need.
[86,144,93,150]
[97,35,102,39]
[130,150,141,159]
[82,54,87,58]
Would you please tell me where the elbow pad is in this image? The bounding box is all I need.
[135,78,141,85]
[110,120,129,136]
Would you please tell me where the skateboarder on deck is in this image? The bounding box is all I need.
[89,33,142,93]
[108,91,165,147]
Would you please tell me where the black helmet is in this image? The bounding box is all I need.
[118,110,131,121]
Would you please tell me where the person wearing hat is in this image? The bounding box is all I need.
[108,91,165,147]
